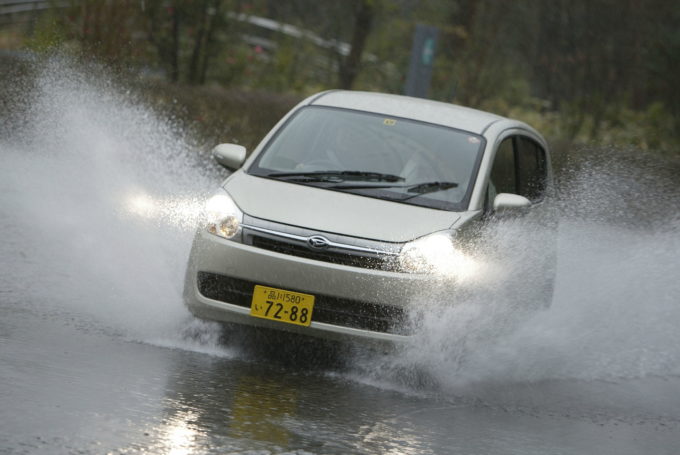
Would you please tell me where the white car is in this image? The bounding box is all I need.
[183,90,554,344]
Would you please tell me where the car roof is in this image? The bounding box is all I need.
[308,90,506,135]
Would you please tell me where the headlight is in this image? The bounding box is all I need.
[399,231,478,279]
[204,188,243,240]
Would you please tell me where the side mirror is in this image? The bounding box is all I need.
[212,143,246,170]
[493,193,531,212]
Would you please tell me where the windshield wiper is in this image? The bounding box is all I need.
[265,170,405,183]
[393,181,458,202]
[327,180,459,194]
[406,181,458,194]
[265,171,457,199]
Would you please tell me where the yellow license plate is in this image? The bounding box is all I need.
[250,285,315,327]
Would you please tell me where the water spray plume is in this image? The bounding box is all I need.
[1,56,679,388]
[0,55,222,350]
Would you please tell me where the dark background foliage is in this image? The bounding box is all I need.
[1,0,678,159]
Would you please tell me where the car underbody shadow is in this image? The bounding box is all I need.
[216,323,361,371]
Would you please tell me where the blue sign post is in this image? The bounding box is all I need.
[404,24,439,99]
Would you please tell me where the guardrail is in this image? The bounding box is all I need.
[1,0,52,15]
[0,0,70,26]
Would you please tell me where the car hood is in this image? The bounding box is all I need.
[224,171,461,243]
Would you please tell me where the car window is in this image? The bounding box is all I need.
[490,137,516,195]
[248,106,485,211]
[488,135,548,206]
[516,136,547,201]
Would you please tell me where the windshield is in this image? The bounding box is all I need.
[248,106,485,211]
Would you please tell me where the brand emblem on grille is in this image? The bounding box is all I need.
[307,235,330,249]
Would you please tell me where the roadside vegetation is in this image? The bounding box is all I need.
[1,0,678,166]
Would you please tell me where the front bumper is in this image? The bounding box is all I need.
[183,229,439,345]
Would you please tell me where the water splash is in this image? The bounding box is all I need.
[2,55,679,387]
[0,55,223,349]
[368,149,680,387]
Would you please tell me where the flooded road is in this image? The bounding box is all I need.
[2,294,679,455]
[1,56,680,454]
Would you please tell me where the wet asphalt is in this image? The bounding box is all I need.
[1,292,679,455]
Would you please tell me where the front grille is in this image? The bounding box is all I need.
[197,272,410,335]
[250,235,391,270]
[240,215,403,272]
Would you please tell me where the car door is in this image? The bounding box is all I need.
[485,132,556,306]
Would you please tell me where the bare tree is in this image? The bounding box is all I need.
[338,0,375,89]
[188,0,225,85]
